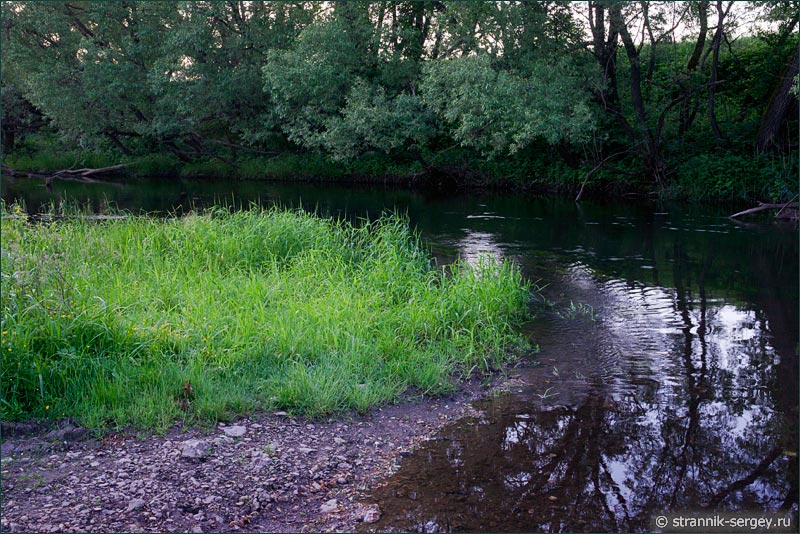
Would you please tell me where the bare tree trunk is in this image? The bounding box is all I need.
[2,127,15,153]
[707,1,730,143]
[679,0,708,138]
[757,47,799,153]
[589,2,632,140]
[105,132,133,156]
[610,3,665,183]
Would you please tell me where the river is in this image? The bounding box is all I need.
[3,177,797,532]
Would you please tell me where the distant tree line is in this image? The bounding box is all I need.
[2,2,797,198]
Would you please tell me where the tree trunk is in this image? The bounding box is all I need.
[105,132,133,156]
[2,126,15,153]
[707,1,729,143]
[610,3,664,183]
[589,2,631,140]
[679,0,708,138]
[757,47,799,153]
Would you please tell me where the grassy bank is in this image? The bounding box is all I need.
[0,205,530,431]
[4,143,796,202]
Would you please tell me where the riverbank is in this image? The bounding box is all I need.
[0,372,527,533]
[3,145,795,202]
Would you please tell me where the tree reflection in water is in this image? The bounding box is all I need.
[362,253,797,533]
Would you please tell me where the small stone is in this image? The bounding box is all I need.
[363,505,381,524]
[126,499,146,512]
[180,439,211,460]
[273,411,288,417]
[45,425,89,442]
[333,437,346,445]
[320,499,338,514]
[298,447,315,454]
[222,425,246,438]
[191,526,203,533]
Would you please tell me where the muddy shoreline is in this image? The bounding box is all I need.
[0,374,522,533]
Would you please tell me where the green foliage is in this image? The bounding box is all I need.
[421,55,596,157]
[1,2,796,200]
[674,152,798,201]
[323,80,436,161]
[130,154,182,178]
[1,207,530,429]
[263,13,368,150]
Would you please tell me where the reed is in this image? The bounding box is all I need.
[1,205,530,431]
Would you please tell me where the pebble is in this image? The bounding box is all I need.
[222,425,247,438]
[180,440,211,460]
[320,499,339,514]
[126,499,146,512]
[363,505,382,524]
[0,391,482,533]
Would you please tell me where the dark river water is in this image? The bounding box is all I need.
[3,177,798,532]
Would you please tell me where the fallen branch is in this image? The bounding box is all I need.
[4,214,128,221]
[55,164,130,177]
[3,163,130,183]
[728,202,798,219]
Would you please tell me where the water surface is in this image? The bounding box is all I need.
[3,177,797,532]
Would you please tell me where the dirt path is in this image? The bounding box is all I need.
[0,378,513,533]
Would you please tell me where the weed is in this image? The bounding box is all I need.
[537,387,558,400]
[1,205,530,430]
[557,301,596,321]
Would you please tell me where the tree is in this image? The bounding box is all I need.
[754,0,800,153]
[149,1,314,160]
[0,82,43,152]
[420,54,595,157]
[2,2,179,154]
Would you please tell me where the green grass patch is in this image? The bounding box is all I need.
[1,205,530,431]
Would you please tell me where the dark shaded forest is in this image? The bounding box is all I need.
[2,1,797,200]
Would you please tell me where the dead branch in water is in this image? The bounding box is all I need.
[2,163,130,184]
[728,201,798,219]
[3,214,128,221]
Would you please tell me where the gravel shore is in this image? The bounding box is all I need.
[0,379,509,533]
